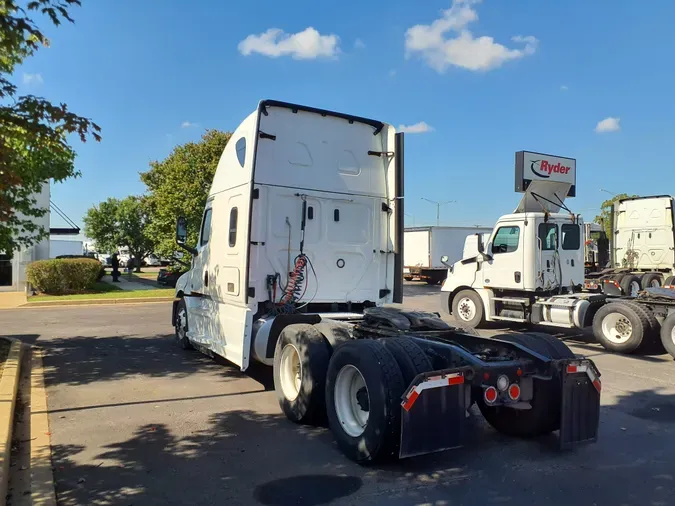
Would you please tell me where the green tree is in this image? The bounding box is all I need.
[140,129,231,259]
[1,1,101,253]
[594,193,637,238]
[83,196,154,271]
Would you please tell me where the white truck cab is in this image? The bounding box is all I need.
[173,100,403,371]
[442,151,601,329]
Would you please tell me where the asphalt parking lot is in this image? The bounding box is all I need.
[3,283,675,506]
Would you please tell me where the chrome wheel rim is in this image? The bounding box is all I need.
[176,308,187,338]
[629,281,640,297]
[334,365,369,437]
[279,344,302,401]
[602,313,633,344]
[457,297,476,322]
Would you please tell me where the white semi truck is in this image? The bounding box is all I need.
[585,195,675,296]
[441,152,675,359]
[404,226,492,284]
[171,103,601,463]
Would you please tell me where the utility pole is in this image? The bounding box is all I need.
[421,198,456,226]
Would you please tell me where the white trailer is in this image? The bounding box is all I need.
[171,104,601,463]
[49,239,83,258]
[404,226,492,284]
[441,151,675,359]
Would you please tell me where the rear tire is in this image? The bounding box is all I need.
[452,289,485,328]
[593,302,648,353]
[404,276,414,281]
[640,272,662,289]
[174,299,193,350]
[620,274,641,296]
[618,301,660,337]
[273,324,331,425]
[326,340,405,463]
[659,313,675,359]
[519,331,575,359]
[478,332,570,437]
[380,337,433,385]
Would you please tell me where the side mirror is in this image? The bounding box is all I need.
[440,255,451,267]
[477,234,485,253]
[176,217,188,244]
[175,216,197,256]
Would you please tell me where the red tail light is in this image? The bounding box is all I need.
[484,386,498,404]
[508,383,521,401]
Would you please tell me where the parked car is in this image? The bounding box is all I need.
[144,255,162,267]
[157,268,185,287]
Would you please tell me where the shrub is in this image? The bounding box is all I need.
[27,258,103,295]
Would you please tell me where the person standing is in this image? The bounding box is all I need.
[111,253,120,282]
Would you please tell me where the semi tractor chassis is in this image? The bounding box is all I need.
[207,306,603,463]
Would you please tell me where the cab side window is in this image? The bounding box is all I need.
[538,223,558,251]
[492,226,520,254]
[561,224,581,250]
[228,207,238,247]
[200,209,212,247]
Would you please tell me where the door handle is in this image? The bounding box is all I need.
[204,271,209,287]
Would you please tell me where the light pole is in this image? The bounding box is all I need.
[405,213,416,227]
[421,198,456,226]
[600,188,617,196]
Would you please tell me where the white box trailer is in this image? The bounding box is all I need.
[49,239,83,258]
[404,226,492,284]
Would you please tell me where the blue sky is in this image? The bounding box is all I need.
[16,0,675,231]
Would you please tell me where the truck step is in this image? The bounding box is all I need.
[491,315,528,323]
[492,297,530,305]
[539,321,576,329]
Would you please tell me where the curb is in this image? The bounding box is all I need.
[0,340,23,505]
[30,348,57,506]
[23,296,175,308]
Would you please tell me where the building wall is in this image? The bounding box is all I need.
[4,183,50,293]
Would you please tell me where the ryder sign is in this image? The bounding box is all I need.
[515,151,576,197]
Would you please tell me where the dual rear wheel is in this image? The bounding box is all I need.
[273,328,433,463]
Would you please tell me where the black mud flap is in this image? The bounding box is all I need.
[559,360,601,450]
[399,369,469,459]
[602,279,622,296]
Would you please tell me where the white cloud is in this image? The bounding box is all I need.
[23,72,44,85]
[404,0,538,72]
[398,122,434,134]
[181,121,197,128]
[238,27,340,60]
[354,38,366,49]
[595,117,621,133]
[560,85,568,91]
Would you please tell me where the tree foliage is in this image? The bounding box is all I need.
[140,129,231,258]
[594,193,638,238]
[0,0,101,253]
[83,196,154,271]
